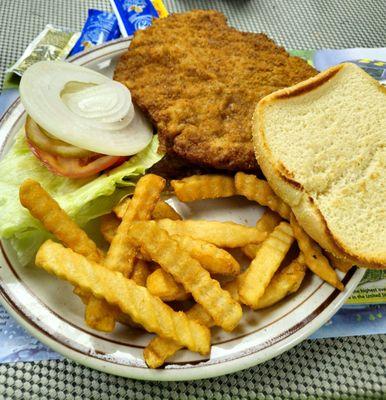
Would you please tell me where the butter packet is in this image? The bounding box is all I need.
[110,0,168,37]
[4,25,79,89]
[69,9,121,56]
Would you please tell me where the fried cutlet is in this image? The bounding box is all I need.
[114,10,317,171]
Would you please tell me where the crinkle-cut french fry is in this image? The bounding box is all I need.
[222,279,240,303]
[113,197,132,219]
[152,200,182,220]
[114,197,182,220]
[86,260,152,331]
[74,287,91,304]
[239,222,295,309]
[143,233,240,301]
[100,213,120,243]
[19,179,110,330]
[101,216,152,262]
[131,259,152,287]
[85,297,120,332]
[241,244,261,260]
[241,210,282,259]
[157,219,267,248]
[127,221,242,331]
[86,174,165,332]
[254,253,307,309]
[143,303,212,369]
[171,175,236,202]
[235,172,291,220]
[171,234,240,276]
[115,259,152,328]
[36,240,210,354]
[80,286,139,329]
[290,214,344,291]
[147,268,190,301]
[19,179,102,262]
[143,280,239,368]
[105,174,165,275]
[144,256,305,369]
[327,253,353,273]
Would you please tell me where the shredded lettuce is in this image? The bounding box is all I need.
[0,133,163,265]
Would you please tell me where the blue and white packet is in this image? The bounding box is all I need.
[110,0,159,37]
[70,9,121,56]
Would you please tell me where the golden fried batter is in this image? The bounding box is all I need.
[114,10,316,171]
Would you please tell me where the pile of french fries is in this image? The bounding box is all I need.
[19,172,350,368]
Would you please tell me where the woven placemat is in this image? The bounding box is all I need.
[0,335,384,399]
[0,0,385,398]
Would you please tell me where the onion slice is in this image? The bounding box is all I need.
[19,61,152,156]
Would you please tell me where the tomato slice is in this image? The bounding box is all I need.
[27,140,127,179]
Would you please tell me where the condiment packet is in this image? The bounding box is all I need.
[4,25,79,89]
[151,0,169,18]
[109,0,168,37]
[69,9,121,56]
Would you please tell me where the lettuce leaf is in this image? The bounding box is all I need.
[0,133,163,265]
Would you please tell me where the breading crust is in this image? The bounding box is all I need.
[114,10,316,171]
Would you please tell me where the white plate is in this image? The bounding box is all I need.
[0,39,365,381]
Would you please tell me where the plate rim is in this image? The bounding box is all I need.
[0,39,366,381]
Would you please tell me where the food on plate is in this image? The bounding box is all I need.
[327,253,353,273]
[169,234,240,276]
[131,259,152,287]
[235,172,291,220]
[19,178,119,331]
[241,209,282,259]
[253,62,385,269]
[171,175,236,202]
[144,303,212,369]
[100,213,121,243]
[103,197,182,244]
[35,240,211,354]
[19,179,103,262]
[144,280,239,368]
[290,214,344,291]
[20,168,351,368]
[253,253,306,310]
[143,262,307,368]
[114,10,316,171]
[114,197,182,220]
[238,222,295,308]
[126,221,243,331]
[0,130,162,266]
[87,174,165,331]
[84,297,120,332]
[87,258,152,329]
[146,231,241,299]
[102,216,241,276]
[7,8,378,370]
[146,268,190,301]
[157,219,267,248]
[19,61,153,178]
[104,174,165,275]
